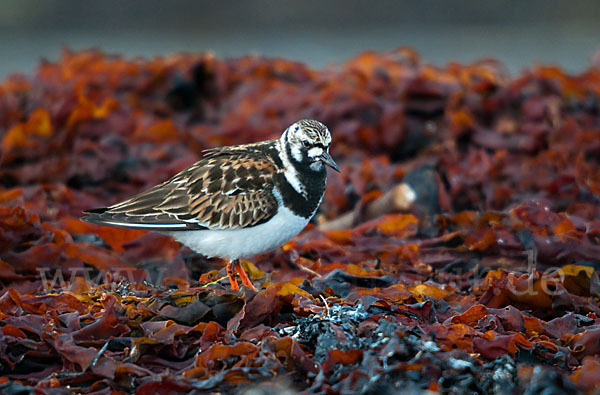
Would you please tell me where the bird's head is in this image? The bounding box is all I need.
[282,119,340,172]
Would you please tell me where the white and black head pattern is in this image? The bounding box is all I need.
[280,119,339,175]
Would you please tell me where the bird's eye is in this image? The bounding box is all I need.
[302,141,310,148]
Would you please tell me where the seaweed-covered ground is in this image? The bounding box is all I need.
[1,48,600,394]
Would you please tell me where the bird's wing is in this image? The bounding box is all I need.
[82,147,281,231]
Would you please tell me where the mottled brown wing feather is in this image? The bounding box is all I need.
[82,142,281,231]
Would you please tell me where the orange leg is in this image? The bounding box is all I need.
[234,260,258,292]
[227,260,239,291]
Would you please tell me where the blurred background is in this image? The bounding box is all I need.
[1,0,600,79]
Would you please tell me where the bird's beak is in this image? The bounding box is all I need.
[320,151,340,172]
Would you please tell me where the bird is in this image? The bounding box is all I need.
[81,119,339,291]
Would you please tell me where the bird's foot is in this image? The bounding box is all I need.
[226,260,239,291]
[234,260,258,292]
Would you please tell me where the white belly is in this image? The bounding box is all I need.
[164,205,309,260]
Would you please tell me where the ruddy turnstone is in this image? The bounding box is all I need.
[82,120,339,291]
